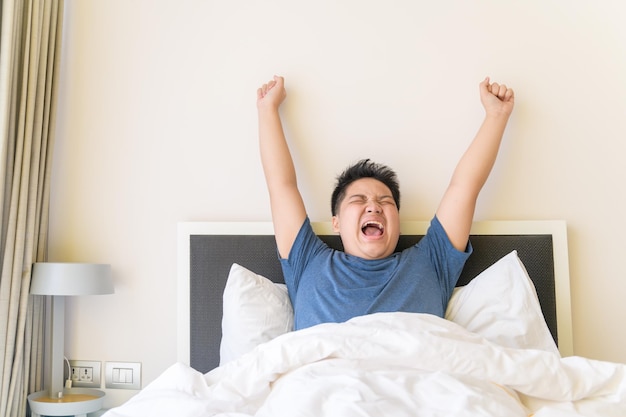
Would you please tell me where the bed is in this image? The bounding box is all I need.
[176,220,574,371]
[102,220,626,417]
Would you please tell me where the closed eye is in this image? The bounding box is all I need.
[347,195,368,204]
[347,195,395,206]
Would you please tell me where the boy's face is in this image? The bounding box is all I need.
[332,178,400,260]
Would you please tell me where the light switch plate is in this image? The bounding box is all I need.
[105,361,141,390]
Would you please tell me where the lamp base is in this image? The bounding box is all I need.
[28,388,105,417]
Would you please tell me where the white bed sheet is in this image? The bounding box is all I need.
[104,313,625,417]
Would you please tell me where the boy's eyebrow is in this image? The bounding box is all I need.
[348,194,367,199]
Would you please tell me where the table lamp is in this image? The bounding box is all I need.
[28,262,113,416]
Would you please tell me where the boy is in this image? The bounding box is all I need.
[257,75,514,330]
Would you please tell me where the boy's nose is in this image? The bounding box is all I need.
[366,203,382,213]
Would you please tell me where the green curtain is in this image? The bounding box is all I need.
[0,1,64,416]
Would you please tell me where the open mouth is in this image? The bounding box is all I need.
[361,221,384,237]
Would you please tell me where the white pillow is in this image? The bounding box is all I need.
[219,263,294,365]
[220,251,559,364]
[445,250,559,354]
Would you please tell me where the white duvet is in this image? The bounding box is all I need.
[103,313,626,417]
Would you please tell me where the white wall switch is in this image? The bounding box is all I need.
[105,361,141,390]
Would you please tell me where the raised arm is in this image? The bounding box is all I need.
[257,76,307,258]
[436,77,515,251]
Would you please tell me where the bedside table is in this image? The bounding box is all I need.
[28,388,105,417]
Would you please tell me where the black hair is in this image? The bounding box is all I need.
[331,159,400,216]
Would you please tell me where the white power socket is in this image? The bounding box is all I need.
[65,360,101,388]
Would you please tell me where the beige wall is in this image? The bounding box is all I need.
[51,0,626,408]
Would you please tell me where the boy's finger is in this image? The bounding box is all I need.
[497,84,508,99]
[480,77,491,93]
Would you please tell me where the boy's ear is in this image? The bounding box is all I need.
[332,215,340,233]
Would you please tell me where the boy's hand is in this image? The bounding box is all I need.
[479,77,514,117]
[257,75,287,111]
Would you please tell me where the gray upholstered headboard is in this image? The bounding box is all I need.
[177,221,572,374]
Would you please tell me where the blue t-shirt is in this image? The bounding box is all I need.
[280,216,472,330]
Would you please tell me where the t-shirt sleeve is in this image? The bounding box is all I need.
[279,217,328,296]
[421,215,473,301]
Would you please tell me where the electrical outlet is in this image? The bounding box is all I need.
[65,360,101,388]
[71,366,80,382]
[79,366,93,382]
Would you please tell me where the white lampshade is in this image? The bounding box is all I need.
[30,263,113,296]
